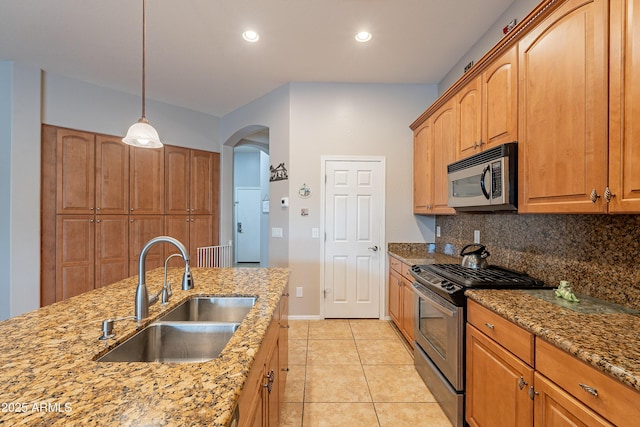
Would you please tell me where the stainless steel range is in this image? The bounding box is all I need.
[410,263,545,427]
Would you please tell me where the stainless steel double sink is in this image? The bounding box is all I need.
[96,296,257,363]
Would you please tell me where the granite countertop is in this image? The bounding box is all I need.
[0,267,290,426]
[466,289,640,393]
[387,243,459,266]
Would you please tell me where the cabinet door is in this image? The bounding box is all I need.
[56,129,95,214]
[533,373,614,427]
[56,215,94,300]
[466,323,533,427]
[165,215,191,268]
[609,0,640,212]
[130,146,165,215]
[400,276,414,345]
[413,120,433,214]
[388,269,402,326]
[95,135,129,215]
[95,215,129,288]
[165,145,190,215]
[278,293,289,406]
[266,339,280,427]
[190,149,216,215]
[129,215,165,274]
[189,215,216,261]
[482,45,518,148]
[457,76,482,160]
[431,99,457,214]
[518,0,608,213]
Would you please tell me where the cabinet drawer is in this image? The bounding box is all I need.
[400,263,414,282]
[536,339,640,427]
[467,300,534,366]
[389,256,402,273]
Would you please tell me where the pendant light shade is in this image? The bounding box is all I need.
[123,118,163,148]
[123,0,162,148]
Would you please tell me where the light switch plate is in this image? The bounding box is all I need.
[312,228,319,238]
[272,227,283,238]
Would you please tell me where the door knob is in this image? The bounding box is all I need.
[368,245,379,252]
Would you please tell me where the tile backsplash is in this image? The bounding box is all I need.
[436,214,640,310]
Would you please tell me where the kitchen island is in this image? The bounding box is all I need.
[0,267,290,426]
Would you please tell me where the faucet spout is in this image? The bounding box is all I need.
[135,236,193,321]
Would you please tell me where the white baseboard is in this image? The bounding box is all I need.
[288,315,323,321]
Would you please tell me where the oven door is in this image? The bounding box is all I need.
[413,283,465,391]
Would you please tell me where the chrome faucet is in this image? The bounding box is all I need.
[135,236,194,321]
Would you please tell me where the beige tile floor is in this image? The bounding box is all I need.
[279,319,453,427]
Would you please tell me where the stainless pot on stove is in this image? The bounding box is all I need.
[460,244,490,269]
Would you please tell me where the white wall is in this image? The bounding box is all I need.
[220,85,291,268]
[286,82,437,316]
[0,62,42,320]
[0,62,13,320]
[43,72,221,152]
[438,0,541,93]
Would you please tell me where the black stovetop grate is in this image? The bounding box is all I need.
[424,264,544,287]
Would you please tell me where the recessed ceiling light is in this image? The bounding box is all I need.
[242,30,260,43]
[355,31,372,43]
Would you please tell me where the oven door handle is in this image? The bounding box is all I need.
[413,284,458,318]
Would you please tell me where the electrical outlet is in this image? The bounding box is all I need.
[296,287,303,297]
[474,230,481,243]
[436,226,441,238]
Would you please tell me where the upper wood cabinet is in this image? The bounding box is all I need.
[456,77,482,160]
[96,135,130,214]
[456,46,518,161]
[518,0,609,213]
[55,130,130,215]
[482,45,518,149]
[413,120,433,214]
[165,145,219,216]
[608,0,640,212]
[413,99,456,215]
[56,129,95,214]
[130,146,164,215]
[431,99,457,214]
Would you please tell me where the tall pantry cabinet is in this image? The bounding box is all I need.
[41,125,220,306]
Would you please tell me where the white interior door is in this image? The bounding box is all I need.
[323,158,384,318]
[235,187,261,262]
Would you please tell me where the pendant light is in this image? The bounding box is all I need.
[123,0,162,148]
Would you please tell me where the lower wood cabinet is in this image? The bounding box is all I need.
[467,300,640,427]
[238,295,288,427]
[388,256,414,346]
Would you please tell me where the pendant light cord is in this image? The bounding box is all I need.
[141,0,147,120]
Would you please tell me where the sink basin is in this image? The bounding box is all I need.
[96,322,239,363]
[158,296,257,322]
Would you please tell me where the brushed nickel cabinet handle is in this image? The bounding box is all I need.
[485,322,495,330]
[590,189,600,203]
[579,383,598,397]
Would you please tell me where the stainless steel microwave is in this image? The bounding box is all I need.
[447,142,517,211]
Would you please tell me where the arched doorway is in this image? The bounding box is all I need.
[223,126,269,266]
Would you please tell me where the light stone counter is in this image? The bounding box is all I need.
[0,267,290,426]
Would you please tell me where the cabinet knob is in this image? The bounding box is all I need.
[484,322,495,330]
[89,219,94,223]
[518,376,528,390]
[96,207,101,211]
[589,189,601,203]
[96,219,101,223]
[90,207,94,211]
[603,187,615,203]
[130,208,134,211]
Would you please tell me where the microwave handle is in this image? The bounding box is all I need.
[480,165,490,200]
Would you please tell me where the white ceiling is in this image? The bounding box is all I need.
[0,0,514,117]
